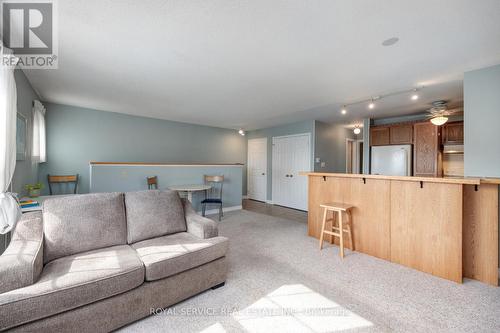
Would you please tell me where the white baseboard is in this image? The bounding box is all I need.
[242,195,249,199]
[266,200,273,204]
[197,205,242,215]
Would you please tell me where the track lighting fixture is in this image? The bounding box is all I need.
[338,86,424,113]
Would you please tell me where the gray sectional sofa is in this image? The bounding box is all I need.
[0,190,229,332]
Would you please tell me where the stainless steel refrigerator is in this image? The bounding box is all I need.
[370,145,412,176]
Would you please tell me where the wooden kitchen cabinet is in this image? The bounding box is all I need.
[370,126,390,146]
[442,121,464,144]
[390,124,413,144]
[413,122,441,177]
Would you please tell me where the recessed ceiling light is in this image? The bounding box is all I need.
[382,37,399,46]
[341,106,347,115]
[238,129,245,136]
[353,126,361,135]
[411,94,419,100]
[368,100,375,109]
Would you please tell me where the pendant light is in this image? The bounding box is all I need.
[368,99,375,109]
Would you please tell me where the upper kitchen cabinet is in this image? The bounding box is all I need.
[370,126,390,146]
[442,121,464,144]
[389,124,413,144]
[413,122,441,177]
[370,124,413,145]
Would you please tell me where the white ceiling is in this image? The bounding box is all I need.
[23,0,500,130]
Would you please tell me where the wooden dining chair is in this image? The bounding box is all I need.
[147,176,158,190]
[201,175,224,221]
[47,174,79,195]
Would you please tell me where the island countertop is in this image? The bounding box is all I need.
[300,172,500,185]
[302,172,499,286]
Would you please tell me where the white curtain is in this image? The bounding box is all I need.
[32,100,46,163]
[0,42,21,234]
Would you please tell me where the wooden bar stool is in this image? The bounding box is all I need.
[319,202,354,258]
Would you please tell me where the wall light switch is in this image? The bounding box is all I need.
[320,162,326,168]
[315,157,321,163]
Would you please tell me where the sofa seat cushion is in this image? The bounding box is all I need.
[43,192,127,263]
[131,232,228,281]
[0,245,144,331]
[125,190,187,244]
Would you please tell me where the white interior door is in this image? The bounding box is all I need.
[272,134,311,210]
[247,138,267,201]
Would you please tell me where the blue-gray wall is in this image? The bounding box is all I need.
[464,63,500,267]
[90,164,242,211]
[246,120,315,201]
[314,121,358,173]
[38,103,247,195]
[464,64,500,178]
[12,69,40,195]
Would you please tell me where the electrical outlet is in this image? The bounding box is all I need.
[320,162,326,168]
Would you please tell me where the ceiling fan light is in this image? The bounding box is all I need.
[430,116,448,126]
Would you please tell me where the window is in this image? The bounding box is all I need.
[32,100,46,163]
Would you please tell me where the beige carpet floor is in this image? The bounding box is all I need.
[119,210,500,333]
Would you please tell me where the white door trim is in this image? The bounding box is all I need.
[272,132,312,139]
[346,138,364,174]
[271,132,311,209]
[247,137,268,202]
[346,138,355,173]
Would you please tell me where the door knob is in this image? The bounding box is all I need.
[290,174,293,177]
[261,173,265,175]
[285,174,289,177]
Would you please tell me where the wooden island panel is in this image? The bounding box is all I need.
[463,184,499,286]
[390,181,463,283]
[308,176,347,239]
[308,176,391,260]
[344,178,391,260]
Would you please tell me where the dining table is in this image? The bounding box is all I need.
[168,184,212,202]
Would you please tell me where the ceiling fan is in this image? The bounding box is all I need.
[425,100,463,126]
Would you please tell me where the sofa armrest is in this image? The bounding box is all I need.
[0,211,43,294]
[182,199,219,239]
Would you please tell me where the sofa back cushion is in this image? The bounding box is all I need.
[43,192,127,263]
[125,190,186,244]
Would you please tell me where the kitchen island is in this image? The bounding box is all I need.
[301,172,499,285]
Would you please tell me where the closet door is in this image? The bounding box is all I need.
[272,136,288,207]
[272,134,311,210]
[289,134,310,211]
[247,138,267,202]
